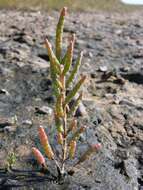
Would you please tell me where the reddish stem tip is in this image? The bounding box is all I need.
[61,7,68,16]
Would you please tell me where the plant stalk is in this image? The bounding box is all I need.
[60,74,67,175]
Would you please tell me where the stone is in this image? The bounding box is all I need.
[75,102,87,117]
[120,66,130,73]
[99,65,108,72]
[0,117,15,128]
[40,78,52,91]
[4,126,17,133]
[115,29,122,35]
[0,89,9,95]
[121,72,143,85]
[22,120,32,126]
[88,52,93,58]
[44,96,55,104]
[35,106,53,115]
[90,73,96,78]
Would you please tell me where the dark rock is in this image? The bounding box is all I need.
[133,52,143,59]
[94,34,104,41]
[40,78,52,91]
[75,102,87,117]
[34,46,50,61]
[93,117,102,127]
[63,27,75,33]
[113,77,125,85]
[4,126,17,133]
[134,23,141,28]
[120,67,130,73]
[38,53,50,61]
[13,30,34,46]
[0,119,14,128]
[0,89,9,95]
[90,73,96,78]
[86,41,96,49]
[121,72,143,85]
[44,96,55,104]
[115,148,130,160]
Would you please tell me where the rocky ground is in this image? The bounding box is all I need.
[0,9,143,190]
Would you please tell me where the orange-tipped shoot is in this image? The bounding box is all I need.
[38,126,54,160]
[56,7,68,60]
[76,143,101,165]
[61,7,67,17]
[32,147,46,167]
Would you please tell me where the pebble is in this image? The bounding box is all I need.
[120,66,130,73]
[75,102,87,117]
[115,29,122,35]
[88,52,93,58]
[99,65,108,72]
[0,89,9,95]
[40,78,52,91]
[0,118,14,128]
[22,120,32,126]
[4,126,16,133]
[90,73,96,78]
[35,106,53,115]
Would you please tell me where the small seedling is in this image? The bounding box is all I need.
[32,7,101,180]
[6,152,17,170]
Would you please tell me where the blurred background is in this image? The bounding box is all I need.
[0,0,142,11]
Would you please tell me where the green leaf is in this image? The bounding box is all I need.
[7,152,17,168]
[50,65,60,97]
[66,51,83,88]
[45,39,61,75]
[56,94,64,117]
[45,39,62,97]
[64,75,86,106]
[61,34,75,65]
[62,40,74,75]
[55,117,64,133]
[56,7,67,61]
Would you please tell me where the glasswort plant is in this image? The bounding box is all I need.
[32,7,101,179]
